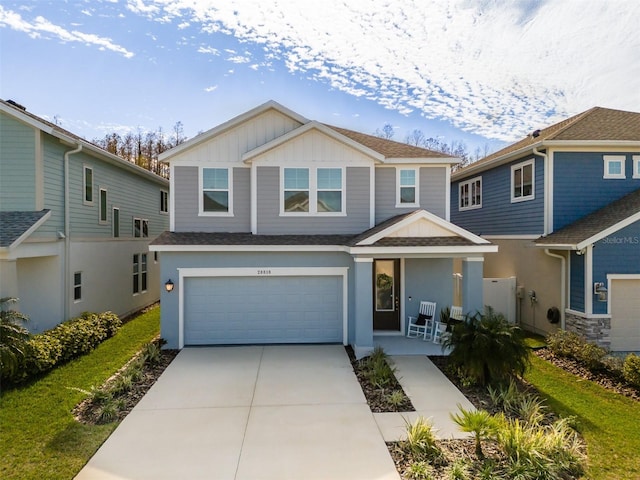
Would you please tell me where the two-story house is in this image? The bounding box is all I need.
[150,101,497,358]
[0,99,169,332]
[451,107,640,351]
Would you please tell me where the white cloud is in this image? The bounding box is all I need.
[0,5,134,58]
[197,45,219,55]
[204,85,218,92]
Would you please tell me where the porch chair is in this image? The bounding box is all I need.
[407,301,437,340]
[432,320,450,344]
[450,306,464,321]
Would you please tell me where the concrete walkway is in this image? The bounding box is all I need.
[373,355,475,441]
[75,346,473,480]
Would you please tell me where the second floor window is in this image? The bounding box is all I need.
[134,218,149,238]
[84,166,93,204]
[459,177,482,210]
[201,168,231,214]
[397,168,419,207]
[160,190,169,213]
[511,160,534,202]
[282,167,344,214]
[604,155,626,179]
[113,208,120,237]
[634,155,640,179]
[99,188,108,223]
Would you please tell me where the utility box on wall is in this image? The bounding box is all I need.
[483,277,517,323]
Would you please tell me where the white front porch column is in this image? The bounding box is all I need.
[353,257,374,359]
[462,257,484,316]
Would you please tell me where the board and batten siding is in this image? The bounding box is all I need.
[173,165,251,232]
[591,220,640,315]
[169,110,302,164]
[0,112,36,211]
[375,166,447,224]
[451,156,545,236]
[570,250,585,312]
[256,166,371,234]
[553,151,640,232]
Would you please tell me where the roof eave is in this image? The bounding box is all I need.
[452,141,544,180]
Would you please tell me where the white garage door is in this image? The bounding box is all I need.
[610,278,640,351]
[184,276,343,345]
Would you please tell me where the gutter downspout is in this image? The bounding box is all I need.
[532,147,550,234]
[64,144,83,320]
[544,249,566,330]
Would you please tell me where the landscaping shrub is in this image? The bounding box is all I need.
[403,416,442,460]
[546,330,584,358]
[576,341,607,371]
[17,312,122,381]
[443,306,530,386]
[0,297,30,382]
[623,353,640,388]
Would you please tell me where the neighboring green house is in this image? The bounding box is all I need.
[0,99,169,332]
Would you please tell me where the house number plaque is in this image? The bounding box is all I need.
[257,269,272,275]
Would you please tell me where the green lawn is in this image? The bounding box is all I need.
[0,306,160,480]
[525,354,640,480]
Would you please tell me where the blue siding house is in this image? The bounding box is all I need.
[151,101,497,358]
[451,107,640,351]
[0,99,169,332]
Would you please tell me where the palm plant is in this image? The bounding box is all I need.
[443,306,530,386]
[0,297,30,381]
[450,406,500,459]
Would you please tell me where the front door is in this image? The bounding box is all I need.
[373,259,401,331]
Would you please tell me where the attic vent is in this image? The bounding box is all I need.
[6,99,26,111]
[531,129,541,138]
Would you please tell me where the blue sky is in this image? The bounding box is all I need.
[2,0,639,157]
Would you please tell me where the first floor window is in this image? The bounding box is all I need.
[133,254,148,294]
[202,168,230,213]
[459,177,482,210]
[141,253,148,292]
[73,272,82,301]
[134,218,149,238]
[284,168,310,212]
[604,155,626,179]
[511,160,534,202]
[398,168,418,206]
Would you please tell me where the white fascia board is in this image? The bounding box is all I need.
[159,100,308,162]
[382,157,460,165]
[242,121,384,163]
[483,235,541,240]
[357,209,491,246]
[451,142,544,181]
[576,211,640,250]
[348,245,498,255]
[0,103,55,134]
[148,244,346,252]
[533,243,577,250]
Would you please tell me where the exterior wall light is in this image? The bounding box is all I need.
[594,282,607,302]
[165,279,175,293]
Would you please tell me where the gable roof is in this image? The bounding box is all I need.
[0,210,51,250]
[535,188,640,250]
[0,100,168,186]
[454,107,640,179]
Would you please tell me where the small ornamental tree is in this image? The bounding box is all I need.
[443,306,530,386]
[0,297,30,381]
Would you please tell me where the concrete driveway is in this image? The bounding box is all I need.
[75,345,401,480]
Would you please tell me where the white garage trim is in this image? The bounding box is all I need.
[177,267,349,348]
[606,274,640,315]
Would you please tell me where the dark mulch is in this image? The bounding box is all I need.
[534,348,640,401]
[345,346,414,412]
[74,348,179,424]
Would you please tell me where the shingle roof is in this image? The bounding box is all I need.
[349,211,418,245]
[0,210,50,248]
[372,237,476,247]
[535,188,640,247]
[326,125,456,159]
[460,107,640,175]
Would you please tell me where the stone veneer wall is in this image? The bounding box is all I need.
[565,311,611,349]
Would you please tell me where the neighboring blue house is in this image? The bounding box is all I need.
[0,99,170,332]
[150,101,496,357]
[451,107,640,351]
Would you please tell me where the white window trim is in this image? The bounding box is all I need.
[603,155,626,179]
[280,166,346,216]
[396,167,420,208]
[160,190,169,214]
[99,187,108,224]
[140,253,148,294]
[199,166,234,217]
[511,159,535,203]
[133,218,149,238]
[133,254,140,295]
[632,155,640,179]
[113,207,120,238]
[73,271,82,303]
[458,176,482,211]
[83,165,93,205]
